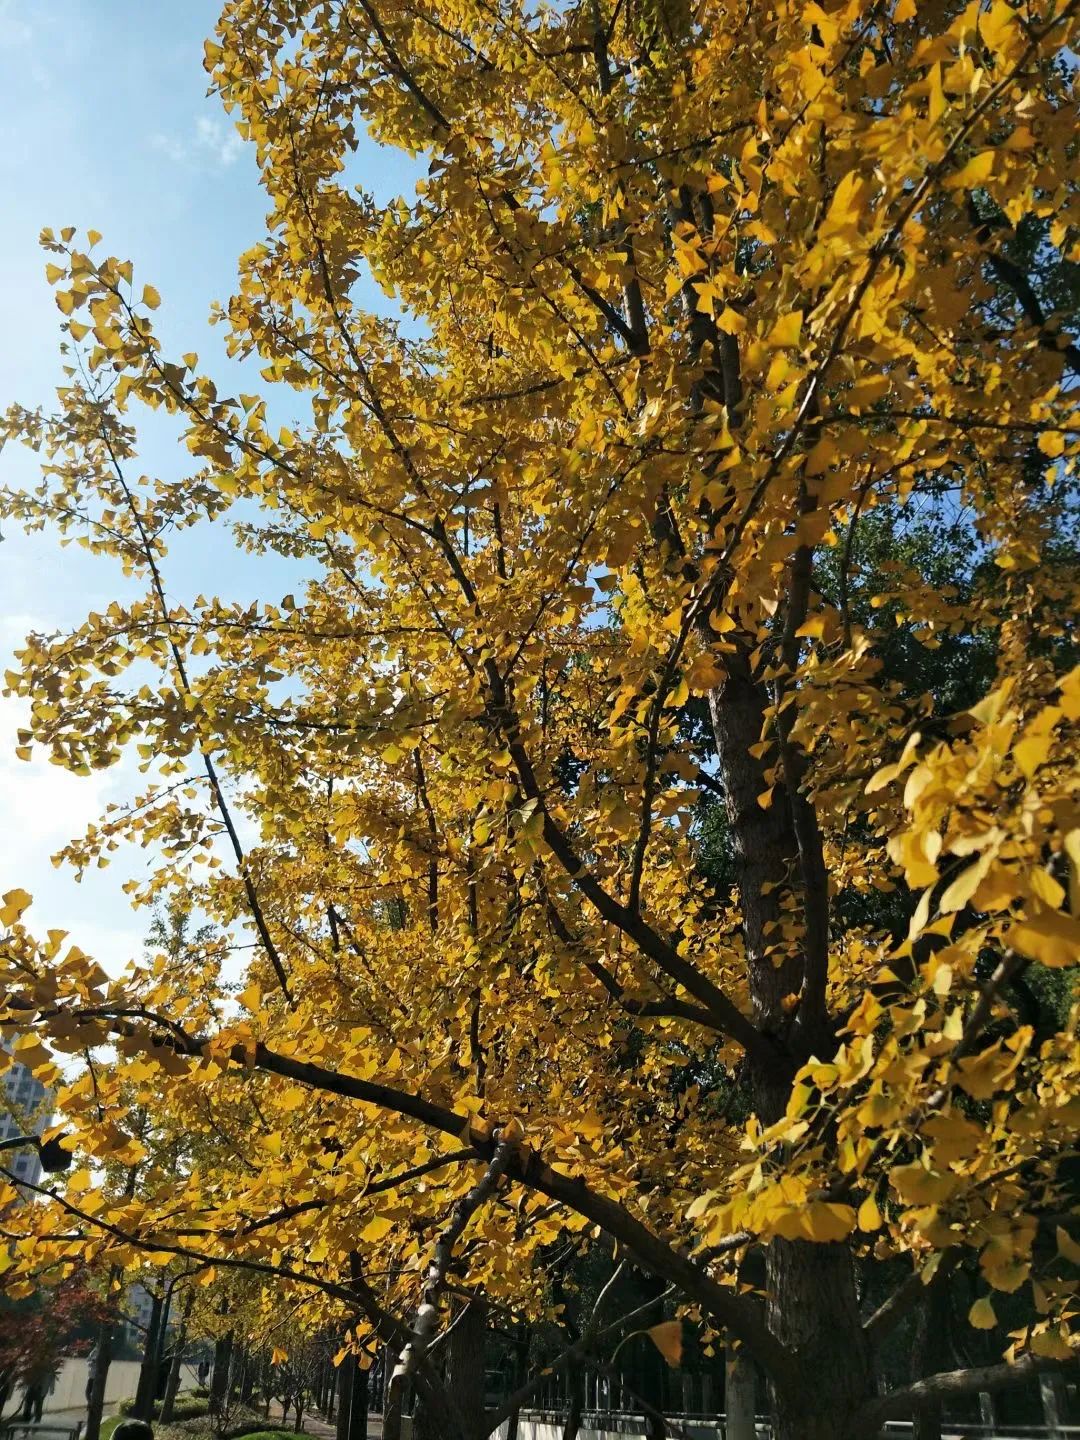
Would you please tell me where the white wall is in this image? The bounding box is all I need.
[37,1356,196,1414]
[491,1427,702,1440]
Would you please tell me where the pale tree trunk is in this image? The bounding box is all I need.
[412,1299,486,1440]
[724,1343,756,1440]
[502,1329,527,1440]
[381,1346,403,1440]
[1040,1373,1066,1438]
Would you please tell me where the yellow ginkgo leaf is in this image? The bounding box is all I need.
[857,1195,882,1232]
[359,1215,393,1243]
[1008,909,1080,968]
[765,311,803,349]
[0,889,32,926]
[945,151,994,191]
[647,1320,683,1368]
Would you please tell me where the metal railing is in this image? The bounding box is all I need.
[507,1410,1080,1439]
[0,1423,83,1440]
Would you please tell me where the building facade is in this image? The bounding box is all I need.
[0,1044,54,1186]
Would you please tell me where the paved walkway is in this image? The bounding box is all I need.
[269,1406,388,1438]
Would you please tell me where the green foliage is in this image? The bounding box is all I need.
[119,1397,210,1422]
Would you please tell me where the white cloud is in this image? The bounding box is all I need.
[0,693,144,975]
[195,115,244,168]
[148,114,245,172]
[0,2,33,49]
[0,694,115,857]
[0,612,44,646]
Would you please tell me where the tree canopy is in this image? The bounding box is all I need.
[1,0,1079,1436]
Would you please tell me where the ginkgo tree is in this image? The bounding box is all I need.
[1,0,1079,1435]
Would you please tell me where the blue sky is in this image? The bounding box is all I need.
[0,2,408,973]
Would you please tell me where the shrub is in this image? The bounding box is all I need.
[118,1398,209,1422]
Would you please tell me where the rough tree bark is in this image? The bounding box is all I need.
[209,1330,233,1423]
[132,1289,165,1420]
[351,1365,369,1440]
[160,1289,194,1423]
[83,1315,114,1440]
[709,654,876,1440]
[911,1286,944,1440]
[325,1359,337,1422]
[443,1300,487,1440]
[335,1359,368,1440]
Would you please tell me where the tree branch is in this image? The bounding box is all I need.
[8,997,791,1380]
[863,1250,961,1345]
[389,1140,513,1398]
[859,1353,1079,1428]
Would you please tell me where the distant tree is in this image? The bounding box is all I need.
[0,1274,110,1421]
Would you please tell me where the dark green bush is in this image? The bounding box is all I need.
[223,1430,300,1440]
[118,1397,210,1421]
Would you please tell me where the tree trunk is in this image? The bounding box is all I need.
[561,1362,584,1440]
[411,1301,486,1440]
[443,1300,486,1440]
[381,1347,402,1440]
[911,1285,943,1440]
[336,1361,353,1440]
[1040,1372,1066,1439]
[160,1290,194,1423]
[644,1400,666,1440]
[725,1343,756,1440]
[912,1403,943,1440]
[503,1328,527,1440]
[412,1378,439,1440]
[133,1290,165,1420]
[84,1314,114,1440]
[680,1371,694,1416]
[241,1351,256,1404]
[155,1286,174,1399]
[210,1330,233,1421]
[348,1366,368,1440]
[710,661,877,1440]
[764,1231,875,1439]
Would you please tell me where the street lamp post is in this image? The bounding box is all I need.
[0,1132,72,1174]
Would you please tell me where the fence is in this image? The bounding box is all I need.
[491,1413,1080,1440]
